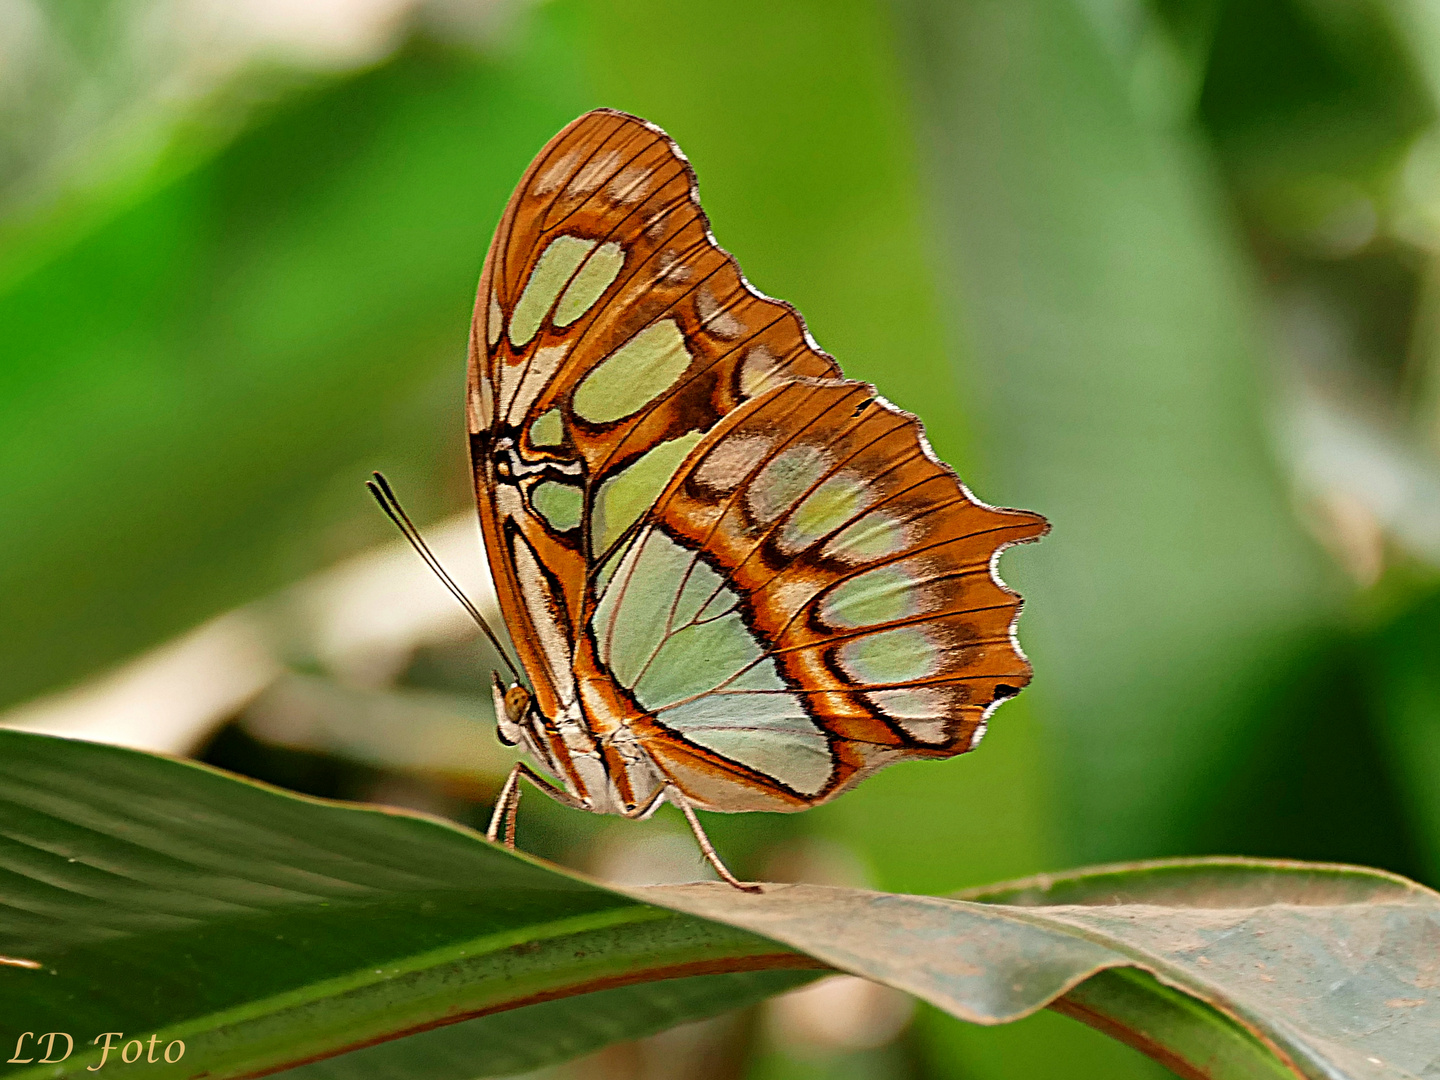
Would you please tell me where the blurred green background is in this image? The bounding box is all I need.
[4,0,1440,1077]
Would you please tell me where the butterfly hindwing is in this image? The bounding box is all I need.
[469,109,1045,815]
[583,379,1047,811]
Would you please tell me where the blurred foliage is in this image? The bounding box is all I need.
[4,0,1440,1077]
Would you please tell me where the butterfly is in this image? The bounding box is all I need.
[465,108,1046,888]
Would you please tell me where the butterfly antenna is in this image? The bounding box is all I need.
[365,472,523,683]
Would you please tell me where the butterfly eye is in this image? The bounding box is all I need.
[491,675,531,746]
[504,685,533,723]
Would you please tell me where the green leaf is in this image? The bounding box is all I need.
[959,860,1440,1078]
[3,731,1438,1079]
[645,863,1440,1080]
[0,731,817,1080]
[1055,968,1296,1080]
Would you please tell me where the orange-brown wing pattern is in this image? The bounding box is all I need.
[580,379,1047,813]
[468,108,1045,816]
[468,109,841,739]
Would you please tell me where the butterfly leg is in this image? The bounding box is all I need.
[665,786,761,893]
[487,762,587,847]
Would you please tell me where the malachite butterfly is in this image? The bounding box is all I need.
[467,109,1047,887]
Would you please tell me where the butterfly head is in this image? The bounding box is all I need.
[490,672,535,747]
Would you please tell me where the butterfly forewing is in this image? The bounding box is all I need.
[469,108,1045,816]
[469,111,841,730]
